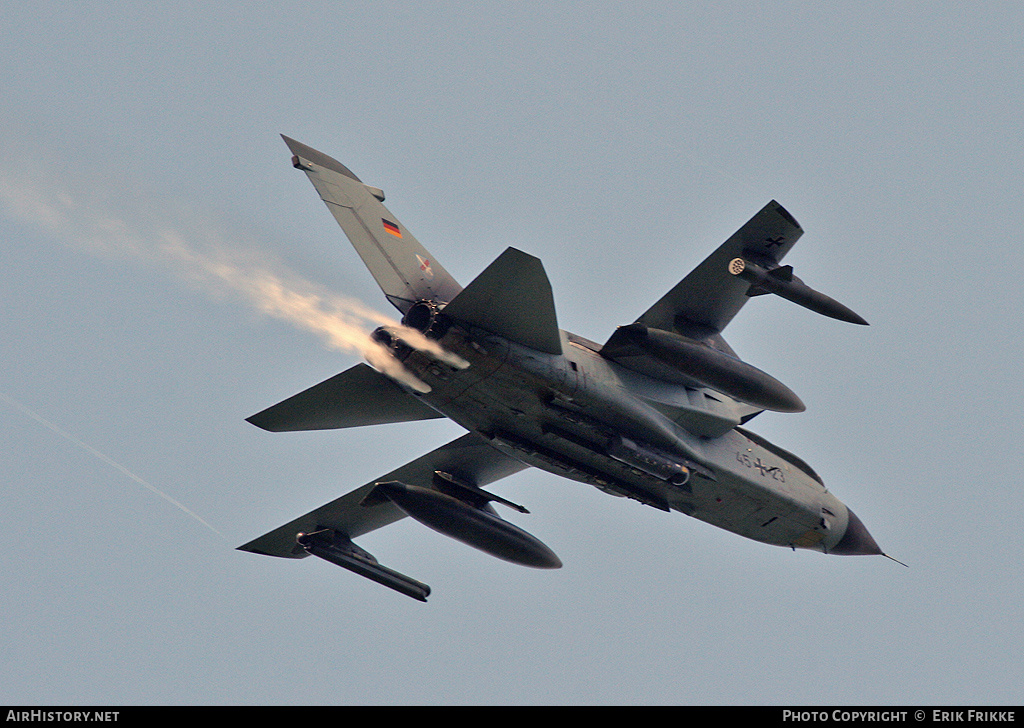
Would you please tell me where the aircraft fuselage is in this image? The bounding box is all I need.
[382,319,857,556]
[241,138,888,601]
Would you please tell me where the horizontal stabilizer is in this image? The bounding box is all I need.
[247,363,443,432]
[442,247,563,355]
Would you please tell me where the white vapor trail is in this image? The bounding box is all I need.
[0,390,228,541]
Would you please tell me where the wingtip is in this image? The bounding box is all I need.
[279,133,300,154]
[244,412,276,432]
[279,134,362,182]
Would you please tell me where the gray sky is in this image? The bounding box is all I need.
[2,2,1021,705]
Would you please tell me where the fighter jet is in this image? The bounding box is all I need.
[239,136,891,601]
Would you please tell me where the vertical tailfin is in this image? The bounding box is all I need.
[282,136,462,313]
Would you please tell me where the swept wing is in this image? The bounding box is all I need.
[238,432,529,559]
[635,200,803,339]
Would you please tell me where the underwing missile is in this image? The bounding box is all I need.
[296,529,431,602]
[611,323,805,413]
[728,257,868,325]
[368,481,562,569]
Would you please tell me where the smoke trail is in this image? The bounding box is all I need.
[0,167,474,538]
[0,171,446,390]
[151,230,436,391]
[0,390,228,541]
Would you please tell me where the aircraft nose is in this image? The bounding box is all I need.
[830,508,883,556]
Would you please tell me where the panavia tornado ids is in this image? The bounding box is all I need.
[239,136,895,601]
